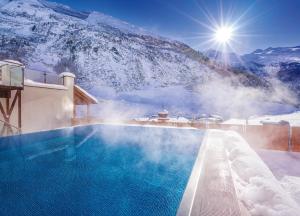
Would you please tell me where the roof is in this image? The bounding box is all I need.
[0,59,24,66]
[74,85,98,105]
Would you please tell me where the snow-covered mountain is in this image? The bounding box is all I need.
[204,49,241,66]
[0,0,268,92]
[242,46,300,99]
[206,46,300,100]
[243,46,300,65]
[0,0,297,117]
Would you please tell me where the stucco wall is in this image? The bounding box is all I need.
[2,80,74,133]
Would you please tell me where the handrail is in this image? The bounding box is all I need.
[25,68,61,85]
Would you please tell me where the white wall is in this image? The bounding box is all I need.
[1,75,75,133]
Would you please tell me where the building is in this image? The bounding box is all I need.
[0,60,97,135]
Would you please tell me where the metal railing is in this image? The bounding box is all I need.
[25,69,61,85]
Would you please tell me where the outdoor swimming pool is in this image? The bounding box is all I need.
[0,124,204,216]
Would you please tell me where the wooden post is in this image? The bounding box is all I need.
[87,104,90,118]
[6,98,9,119]
[73,104,76,119]
[87,104,91,123]
[18,90,21,129]
[0,90,21,134]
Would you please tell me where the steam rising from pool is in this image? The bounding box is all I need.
[83,70,298,120]
[93,125,202,164]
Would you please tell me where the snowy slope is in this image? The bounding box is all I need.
[0,0,297,117]
[0,0,271,92]
[0,0,214,91]
[243,46,300,66]
[206,46,300,99]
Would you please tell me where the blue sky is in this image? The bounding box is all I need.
[52,0,300,54]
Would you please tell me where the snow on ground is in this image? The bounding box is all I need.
[281,176,300,206]
[249,111,300,126]
[211,130,300,215]
[256,149,300,209]
[134,117,190,123]
[223,111,300,126]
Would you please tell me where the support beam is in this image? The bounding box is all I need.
[8,90,19,116]
[18,90,21,129]
[0,90,22,134]
[6,98,9,115]
[87,104,90,118]
[73,105,76,119]
[0,101,8,122]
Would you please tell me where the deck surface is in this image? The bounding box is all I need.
[190,140,242,216]
[257,149,300,178]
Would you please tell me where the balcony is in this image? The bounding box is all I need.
[0,60,24,91]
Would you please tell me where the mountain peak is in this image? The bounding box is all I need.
[86,11,147,35]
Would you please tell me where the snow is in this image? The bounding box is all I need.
[24,79,67,90]
[210,130,300,215]
[134,117,190,123]
[222,111,300,126]
[249,111,300,126]
[281,176,300,206]
[290,47,300,51]
[59,72,76,78]
[75,85,98,104]
[0,59,23,66]
[86,11,148,35]
[0,0,299,119]
[0,0,10,8]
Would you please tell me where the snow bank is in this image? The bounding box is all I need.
[211,130,300,215]
[249,111,300,126]
[281,176,300,206]
[223,111,300,126]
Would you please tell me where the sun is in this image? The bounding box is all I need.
[214,26,234,44]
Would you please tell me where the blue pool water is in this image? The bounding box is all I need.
[0,125,204,216]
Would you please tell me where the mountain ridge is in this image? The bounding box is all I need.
[0,0,269,93]
[0,0,298,118]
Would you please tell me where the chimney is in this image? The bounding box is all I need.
[59,72,76,118]
[59,72,76,88]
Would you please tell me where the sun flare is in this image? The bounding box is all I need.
[214,26,234,44]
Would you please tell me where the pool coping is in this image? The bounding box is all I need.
[7,122,199,138]
[176,130,210,216]
[177,130,243,216]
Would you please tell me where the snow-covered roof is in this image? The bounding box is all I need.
[74,85,98,105]
[249,112,300,126]
[24,79,67,90]
[134,117,190,123]
[223,111,300,126]
[0,59,24,66]
[59,72,76,78]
